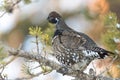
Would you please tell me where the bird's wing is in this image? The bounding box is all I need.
[52,29,96,50]
[52,29,114,59]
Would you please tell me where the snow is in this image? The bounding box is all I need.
[113,37,120,43]
[116,23,120,28]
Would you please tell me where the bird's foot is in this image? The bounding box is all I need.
[57,66,68,75]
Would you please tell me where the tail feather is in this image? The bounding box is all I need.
[98,50,115,59]
[89,47,115,59]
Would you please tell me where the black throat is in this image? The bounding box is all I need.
[53,29,63,38]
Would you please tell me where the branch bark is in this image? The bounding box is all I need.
[8,49,119,80]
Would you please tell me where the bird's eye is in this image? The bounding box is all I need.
[51,18,59,24]
[55,18,59,22]
[48,17,59,24]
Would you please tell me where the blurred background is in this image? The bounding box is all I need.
[0,0,120,79]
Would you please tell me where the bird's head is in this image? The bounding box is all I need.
[47,11,62,24]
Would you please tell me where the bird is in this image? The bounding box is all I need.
[47,11,114,73]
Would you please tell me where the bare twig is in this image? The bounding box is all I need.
[36,35,40,54]
[0,0,21,17]
[0,12,7,18]
[0,56,17,69]
[0,67,5,80]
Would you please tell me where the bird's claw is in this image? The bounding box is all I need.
[57,67,68,75]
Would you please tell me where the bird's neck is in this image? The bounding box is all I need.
[56,19,73,31]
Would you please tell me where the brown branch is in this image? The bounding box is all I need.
[0,0,21,17]
[8,49,61,70]
[0,56,17,69]
[8,49,119,80]
[0,67,5,80]
[0,12,6,18]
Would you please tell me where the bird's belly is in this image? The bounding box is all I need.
[52,35,95,68]
[53,45,83,66]
[55,50,81,66]
[55,51,93,71]
[52,36,82,65]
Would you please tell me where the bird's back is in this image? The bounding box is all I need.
[76,31,97,48]
[52,28,97,49]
